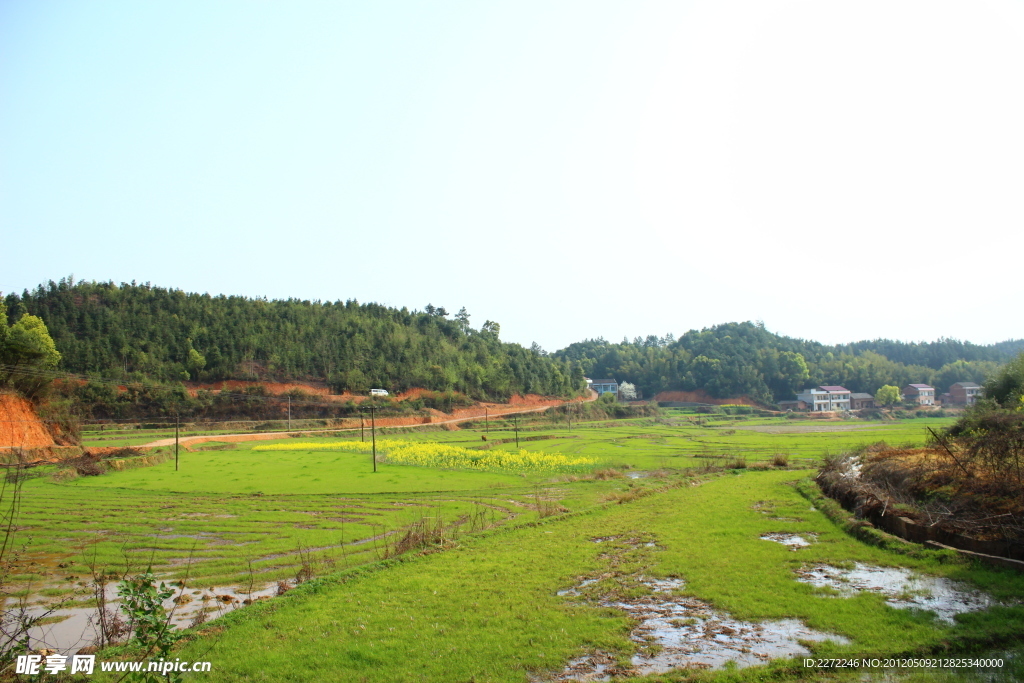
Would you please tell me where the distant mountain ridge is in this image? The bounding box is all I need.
[4,278,584,401]
[5,279,1019,405]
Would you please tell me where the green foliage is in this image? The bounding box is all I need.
[875,384,902,407]
[983,351,1024,409]
[118,571,182,682]
[2,314,61,369]
[556,322,1016,404]
[8,278,585,402]
[0,301,62,399]
[185,348,206,381]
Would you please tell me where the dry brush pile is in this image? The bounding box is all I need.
[817,410,1024,545]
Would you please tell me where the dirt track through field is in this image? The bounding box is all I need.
[141,390,598,448]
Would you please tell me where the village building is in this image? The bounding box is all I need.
[902,384,935,406]
[949,381,982,406]
[795,386,851,411]
[850,393,875,410]
[590,379,619,397]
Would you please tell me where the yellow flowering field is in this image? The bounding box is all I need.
[253,440,595,473]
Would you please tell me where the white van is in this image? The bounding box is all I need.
[370,388,389,397]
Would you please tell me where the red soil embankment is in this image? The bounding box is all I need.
[0,393,56,449]
[653,390,761,407]
[186,380,351,399]
[182,382,574,412]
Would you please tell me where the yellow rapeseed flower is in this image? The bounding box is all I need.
[253,440,594,473]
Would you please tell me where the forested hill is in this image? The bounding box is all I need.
[4,279,585,400]
[554,322,1023,403]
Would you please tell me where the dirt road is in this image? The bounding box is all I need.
[142,390,598,448]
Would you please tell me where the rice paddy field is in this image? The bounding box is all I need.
[9,411,1024,681]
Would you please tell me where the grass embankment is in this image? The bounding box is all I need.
[158,470,1024,681]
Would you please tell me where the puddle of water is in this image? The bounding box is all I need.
[560,652,620,681]
[760,532,816,550]
[557,578,599,597]
[626,472,649,479]
[557,576,848,678]
[9,581,280,655]
[795,563,993,624]
[589,536,619,544]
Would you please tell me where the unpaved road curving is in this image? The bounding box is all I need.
[142,390,598,448]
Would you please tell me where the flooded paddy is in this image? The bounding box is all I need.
[9,580,280,654]
[795,562,994,623]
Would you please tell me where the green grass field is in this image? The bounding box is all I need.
[13,412,1024,681]
[161,470,1024,682]
[13,416,953,590]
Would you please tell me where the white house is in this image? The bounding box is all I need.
[796,385,851,411]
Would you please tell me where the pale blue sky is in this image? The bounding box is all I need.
[3,1,1022,350]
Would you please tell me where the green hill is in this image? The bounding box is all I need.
[555,322,1021,403]
[4,278,584,401]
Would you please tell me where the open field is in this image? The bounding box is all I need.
[10,412,1024,680]
[10,415,955,591]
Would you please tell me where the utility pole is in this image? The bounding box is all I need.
[567,403,571,432]
[287,396,291,431]
[360,414,364,442]
[370,405,377,473]
[513,414,519,449]
[174,415,179,472]
[485,408,488,434]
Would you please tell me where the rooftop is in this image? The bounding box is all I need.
[850,393,874,399]
[907,384,934,389]
[952,381,981,388]
[819,386,850,392]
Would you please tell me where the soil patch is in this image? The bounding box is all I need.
[653,390,762,407]
[0,393,55,449]
[186,380,337,397]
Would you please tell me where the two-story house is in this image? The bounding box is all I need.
[949,381,981,406]
[796,386,851,411]
[820,386,852,411]
[902,384,935,406]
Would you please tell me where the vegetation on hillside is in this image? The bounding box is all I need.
[6,280,1021,411]
[555,321,1019,403]
[5,278,585,401]
[0,298,62,400]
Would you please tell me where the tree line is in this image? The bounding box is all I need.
[554,322,1022,404]
[4,278,586,402]
[6,280,1021,410]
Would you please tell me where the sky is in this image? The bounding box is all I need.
[3,1,1022,352]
